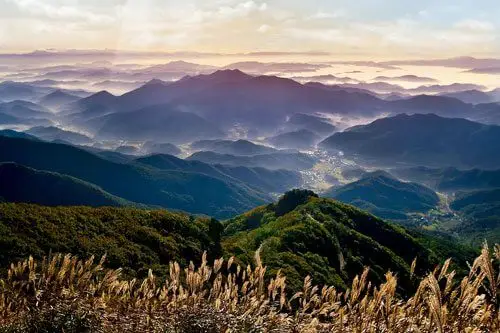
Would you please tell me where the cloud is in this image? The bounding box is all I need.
[340,82,487,94]
[7,0,115,24]
[383,57,500,69]
[307,10,347,20]
[257,24,271,33]
[222,61,330,74]
[212,1,267,21]
[1,0,499,57]
[328,61,400,70]
[455,19,495,32]
[291,74,359,84]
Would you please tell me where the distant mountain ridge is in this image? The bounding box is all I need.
[39,90,80,109]
[320,114,500,169]
[190,139,277,156]
[391,166,500,191]
[94,104,224,143]
[0,136,270,218]
[266,129,320,149]
[135,153,301,194]
[26,126,93,145]
[187,150,316,171]
[58,69,495,138]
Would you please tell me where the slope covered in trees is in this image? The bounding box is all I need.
[0,136,268,218]
[324,171,440,220]
[0,203,222,276]
[0,162,132,207]
[223,190,464,292]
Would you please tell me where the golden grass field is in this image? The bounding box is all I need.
[0,243,498,332]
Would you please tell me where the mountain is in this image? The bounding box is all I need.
[135,153,301,194]
[473,102,500,125]
[450,188,500,244]
[0,203,222,275]
[304,81,379,96]
[0,112,23,125]
[61,90,118,119]
[116,70,254,113]
[38,90,80,109]
[115,145,139,155]
[490,88,500,101]
[452,188,500,211]
[0,81,49,101]
[190,139,277,156]
[323,171,440,220]
[0,136,268,218]
[320,114,500,169]
[55,71,492,138]
[0,162,131,207]
[0,112,53,127]
[95,104,224,143]
[388,95,472,117]
[391,166,500,192]
[142,141,181,156]
[187,151,316,171]
[25,126,93,145]
[109,70,385,135]
[284,113,337,136]
[92,80,144,93]
[0,129,39,140]
[223,189,449,292]
[0,100,53,119]
[373,75,437,83]
[166,73,383,133]
[266,129,320,149]
[439,90,494,104]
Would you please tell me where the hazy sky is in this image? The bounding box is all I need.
[1,0,499,58]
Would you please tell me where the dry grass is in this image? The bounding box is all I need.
[0,243,498,332]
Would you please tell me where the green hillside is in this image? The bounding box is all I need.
[0,136,268,218]
[450,188,500,245]
[135,153,301,193]
[0,162,132,207]
[324,171,439,220]
[223,189,460,293]
[0,203,222,277]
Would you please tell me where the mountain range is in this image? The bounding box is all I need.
[187,151,316,171]
[320,114,500,169]
[283,113,337,136]
[391,166,500,192]
[93,104,224,143]
[190,139,277,156]
[53,69,500,140]
[38,90,80,110]
[0,136,272,218]
[266,129,320,149]
[25,126,93,145]
[5,69,498,147]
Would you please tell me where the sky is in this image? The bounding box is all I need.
[0,0,499,58]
